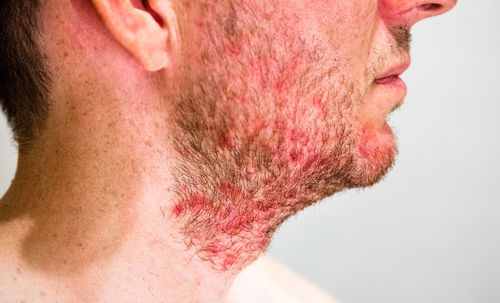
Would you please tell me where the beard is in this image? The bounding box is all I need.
[168,1,397,271]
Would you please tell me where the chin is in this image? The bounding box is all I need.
[348,121,398,187]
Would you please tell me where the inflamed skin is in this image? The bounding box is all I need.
[0,0,456,302]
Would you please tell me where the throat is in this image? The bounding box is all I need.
[172,183,275,272]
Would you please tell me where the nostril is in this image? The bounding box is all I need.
[419,3,443,11]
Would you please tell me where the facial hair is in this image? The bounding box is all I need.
[169,1,399,272]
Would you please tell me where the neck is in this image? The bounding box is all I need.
[0,115,237,302]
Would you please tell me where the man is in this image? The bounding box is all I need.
[0,0,456,302]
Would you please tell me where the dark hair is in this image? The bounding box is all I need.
[0,0,51,151]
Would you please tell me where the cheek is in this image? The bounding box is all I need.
[302,0,377,83]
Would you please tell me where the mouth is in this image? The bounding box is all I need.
[374,61,411,90]
[373,60,411,108]
[363,59,410,133]
[375,75,407,90]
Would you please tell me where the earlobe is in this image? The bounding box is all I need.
[90,0,179,71]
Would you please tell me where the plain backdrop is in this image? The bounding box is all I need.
[1,1,499,303]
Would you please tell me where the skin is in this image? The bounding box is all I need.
[0,0,456,302]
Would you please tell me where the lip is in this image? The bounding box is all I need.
[375,75,407,90]
[376,61,411,80]
[368,59,411,129]
[374,60,410,93]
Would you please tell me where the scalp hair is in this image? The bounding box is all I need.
[0,0,51,152]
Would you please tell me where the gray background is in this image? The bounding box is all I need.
[1,1,498,303]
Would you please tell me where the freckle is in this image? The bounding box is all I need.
[40,291,46,297]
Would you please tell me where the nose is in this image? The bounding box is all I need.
[379,0,457,27]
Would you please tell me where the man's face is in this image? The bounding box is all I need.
[173,0,410,198]
[145,0,455,270]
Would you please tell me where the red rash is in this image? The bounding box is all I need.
[172,195,209,216]
[359,126,378,159]
[171,203,184,217]
[218,131,236,149]
[358,123,394,162]
[172,182,276,271]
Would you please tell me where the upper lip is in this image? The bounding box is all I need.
[375,60,411,80]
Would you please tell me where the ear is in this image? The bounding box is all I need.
[90,0,180,71]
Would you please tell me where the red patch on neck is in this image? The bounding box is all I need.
[172,195,210,217]
[172,181,276,271]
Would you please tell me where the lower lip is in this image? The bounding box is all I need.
[375,75,407,91]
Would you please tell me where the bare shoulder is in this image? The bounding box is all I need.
[227,256,340,303]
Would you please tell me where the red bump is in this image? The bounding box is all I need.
[275,80,286,92]
[174,194,210,217]
[172,203,184,216]
[218,132,236,149]
[223,254,236,269]
[289,150,300,162]
[218,182,238,194]
[312,94,323,107]
[206,243,222,256]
